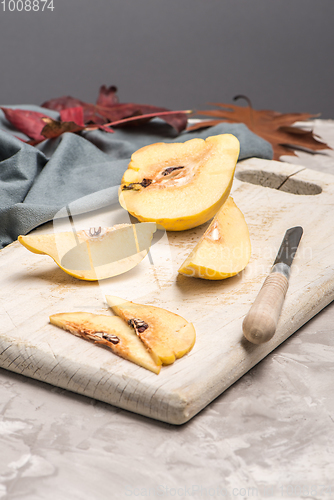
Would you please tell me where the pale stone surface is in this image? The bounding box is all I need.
[1,121,334,498]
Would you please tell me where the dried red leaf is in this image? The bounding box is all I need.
[188,96,330,160]
[42,97,105,125]
[156,110,188,134]
[42,89,189,133]
[42,96,85,113]
[41,118,85,139]
[1,86,189,144]
[96,85,119,107]
[60,107,85,127]
[1,107,50,141]
[93,103,140,122]
[43,90,123,125]
[114,104,189,133]
[102,109,190,133]
[90,103,169,124]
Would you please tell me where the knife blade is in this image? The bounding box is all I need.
[242,226,303,344]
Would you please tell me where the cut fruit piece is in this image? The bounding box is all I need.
[106,296,196,365]
[119,134,240,231]
[178,197,251,280]
[49,312,161,374]
[18,223,156,281]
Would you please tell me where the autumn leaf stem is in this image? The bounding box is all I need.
[101,109,192,129]
[233,95,254,130]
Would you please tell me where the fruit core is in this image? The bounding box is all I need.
[98,332,120,345]
[121,153,210,192]
[81,224,130,241]
[128,318,149,334]
[205,221,222,243]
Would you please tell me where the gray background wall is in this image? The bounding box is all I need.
[1,0,333,118]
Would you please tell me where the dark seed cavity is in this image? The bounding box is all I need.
[102,333,120,345]
[122,178,152,190]
[140,178,153,187]
[128,318,149,335]
[89,226,102,237]
[162,166,185,176]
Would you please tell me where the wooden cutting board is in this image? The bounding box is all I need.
[1,158,334,424]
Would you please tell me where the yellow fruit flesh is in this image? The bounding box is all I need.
[125,174,234,231]
[106,295,196,365]
[18,223,156,281]
[178,197,251,280]
[49,312,161,374]
[119,134,240,231]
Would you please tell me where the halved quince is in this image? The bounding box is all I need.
[106,295,196,365]
[119,134,240,231]
[49,312,161,374]
[178,197,251,280]
[18,223,156,281]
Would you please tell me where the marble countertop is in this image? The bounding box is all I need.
[1,120,334,500]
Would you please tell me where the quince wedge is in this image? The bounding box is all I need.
[106,295,196,365]
[49,312,161,374]
[18,223,156,281]
[119,134,240,231]
[178,197,251,280]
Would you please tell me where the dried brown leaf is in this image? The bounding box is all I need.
[189,96,330,160]
[41,119,85,139]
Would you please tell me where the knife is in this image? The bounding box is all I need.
[242,226,303,344]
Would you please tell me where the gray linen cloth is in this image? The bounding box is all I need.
[0,106,273,248]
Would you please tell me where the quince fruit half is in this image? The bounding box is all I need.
[178,197,251,280]
[119,134,240,231]
[49,312,161,374]
[18,223,156,281]
[106,295,196,365]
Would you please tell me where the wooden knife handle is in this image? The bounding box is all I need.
[242,272,289,344]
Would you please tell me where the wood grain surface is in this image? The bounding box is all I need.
[1,158,333,424]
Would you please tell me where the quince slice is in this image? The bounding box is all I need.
[18,223,156,281]
[49,312,161,374]
[178,197,251,279]
[50,312,161,374]
[106,296,196,365]
[119,134,240,231]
